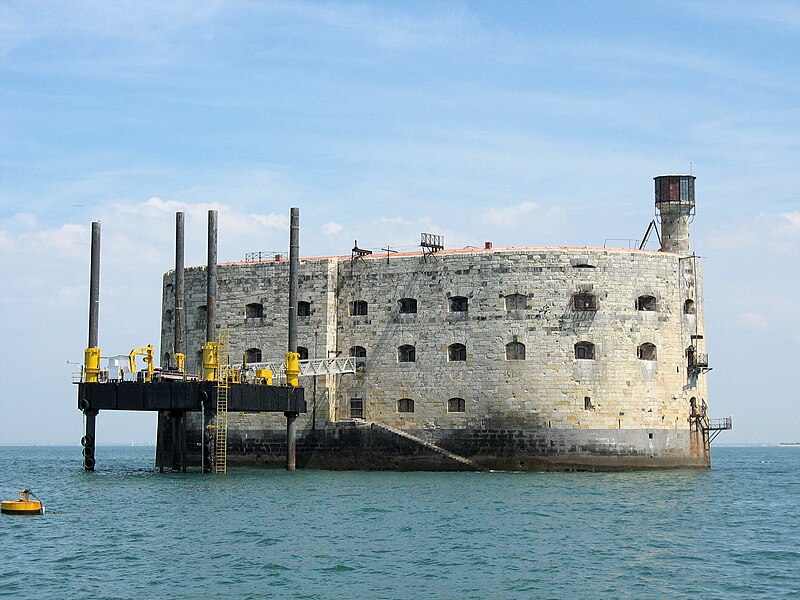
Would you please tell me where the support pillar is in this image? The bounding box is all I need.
[285,412,297,471]
[82,410,97,471]
[156,411,168,472]
[285,207,300,471]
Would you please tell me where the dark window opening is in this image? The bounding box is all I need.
[399,298,417,314]
[245,302,264,318]
[350,300,368,316]
[573,292,597,311]
[638,343,657,361]
[684,299,696,315]
[575,341,595,360]
[398,398,414,413]
[350,345,366,371]
[245,348,262,363]
[637,295,657,311]
[350,398,364,419]
[584,396,594,410]
[198,305,207,320]
[448,397,466,413]
[297,301,311,317]
[450,296,468,312]
[398,344,416,363]
[506,341,526,360]
[505,293,527,311]
[297,346,309,361]
[448,343,467,362]
[349,345,366,358]
[165,309,173,322]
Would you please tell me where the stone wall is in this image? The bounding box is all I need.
[161,245,709,467]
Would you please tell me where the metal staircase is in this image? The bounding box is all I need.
[214,330,229,474]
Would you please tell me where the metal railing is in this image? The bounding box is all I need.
[244,251,285,262]
[707,417,732,431]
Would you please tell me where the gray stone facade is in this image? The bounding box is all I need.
[160,245,711,470]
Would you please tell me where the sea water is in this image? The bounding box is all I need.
[0,446,798,599]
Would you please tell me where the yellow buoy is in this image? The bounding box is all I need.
[1,489,44,515]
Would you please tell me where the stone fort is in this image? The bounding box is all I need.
[160,174,717,470]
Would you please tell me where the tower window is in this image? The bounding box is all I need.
[245,302,264,318]
[245,347,262,363]
[638,343,657,361]
[448,343,467,362]
[399,298,417,314]
[506,341,526,360]
[297,346,309,361]
[297,301,311,317]
[165,309,173,322]
[574,341,595,360]
[505,293,527,311]
[198,305,207,320]
[637,295,657,311]
[684,299,696,315]
[398,345,416,362]
[450,296,468,312]
[584,396,594,410]
[448,397,466,413]
[573,292,597,311]
[398,398,415,413]
[350,300,368,316]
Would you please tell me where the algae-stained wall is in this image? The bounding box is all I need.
[160,246,707,437]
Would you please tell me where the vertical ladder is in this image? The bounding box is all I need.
[214,330,229,474]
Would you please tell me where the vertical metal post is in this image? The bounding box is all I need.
[83,221,101,471]
[285,207,300,470]
[206,210,218,344]
[288,207,299,354]
[286,413,297,470]
[88,221,100,349]
[174,212,185,362]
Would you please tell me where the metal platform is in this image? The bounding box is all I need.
[77,381,305,414]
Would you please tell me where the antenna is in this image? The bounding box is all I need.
[381,245,398,264]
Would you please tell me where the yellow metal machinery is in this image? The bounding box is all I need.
[84,347,101,383]
[255,368,273,385]
[214,330,229,474]
[174,352,186,373]
[285,352,300,387]
[202,341,219,381]
[129,345,155,382]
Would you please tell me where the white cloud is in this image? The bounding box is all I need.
[736,312,769,330]
[323,221,343,236]
[709,211,800,256]
[482,201,568,230]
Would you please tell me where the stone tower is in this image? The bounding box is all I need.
[655,174,696,254]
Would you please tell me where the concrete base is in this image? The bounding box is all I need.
[179,420,710,471]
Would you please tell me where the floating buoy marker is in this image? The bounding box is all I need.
[1,489,45,515]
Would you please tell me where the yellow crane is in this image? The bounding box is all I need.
[129,345,155,382]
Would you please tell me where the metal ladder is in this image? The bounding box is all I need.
[214,330,229,474]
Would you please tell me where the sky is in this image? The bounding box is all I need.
[1,0,798,445]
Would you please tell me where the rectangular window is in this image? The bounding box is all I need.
[350,398,364,419]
